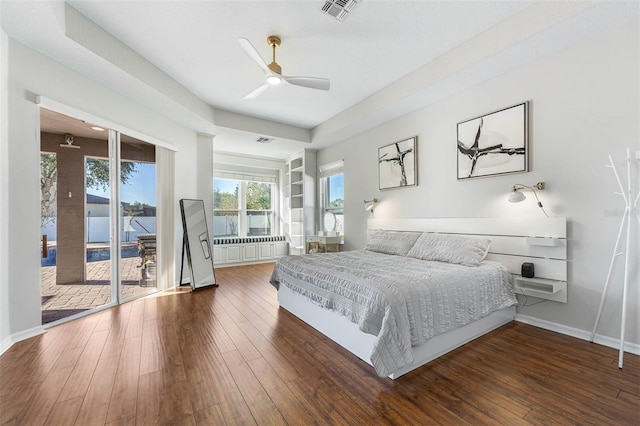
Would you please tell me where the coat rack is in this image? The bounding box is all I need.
[590,148,639,368]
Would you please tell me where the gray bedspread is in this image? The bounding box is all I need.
[270,250,517,377]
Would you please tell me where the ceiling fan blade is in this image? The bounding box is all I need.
[238,38,271,75]
[243,83,270,100]
[283,76,330,91]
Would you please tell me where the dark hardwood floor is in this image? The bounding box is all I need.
[1,262,638,425]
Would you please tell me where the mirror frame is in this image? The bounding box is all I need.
[179,199,217,290]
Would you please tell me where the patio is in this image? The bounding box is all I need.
[41,256,158,324]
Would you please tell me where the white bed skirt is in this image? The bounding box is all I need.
[278,285,516,379]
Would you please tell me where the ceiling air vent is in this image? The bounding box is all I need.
[256,137,274,144]
[321,0,361,22]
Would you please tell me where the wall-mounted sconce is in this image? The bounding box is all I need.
[363,198,378,214]
[508,182,549,217]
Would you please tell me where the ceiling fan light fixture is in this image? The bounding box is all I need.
[238,35,330,99]
[266,75,282,85]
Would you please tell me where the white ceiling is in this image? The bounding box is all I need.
[1,1,638,160]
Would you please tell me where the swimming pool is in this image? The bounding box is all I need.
[41,247,140,267]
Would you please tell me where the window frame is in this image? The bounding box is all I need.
[213,175,276,237]
[318,160,344,238]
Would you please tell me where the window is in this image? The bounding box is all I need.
[213,178,239,237]
[246,181,273,236]
[319,160,344,237]
[213,177,275,237]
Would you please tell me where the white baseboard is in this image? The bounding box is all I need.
[0,336,12,356]
[516,314,640,356]
[0,325,46,357]
[214,259,278,268]
[12,325,45,343]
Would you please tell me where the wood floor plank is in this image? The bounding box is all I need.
[221,349,287,425]
[74,356,119,425]
[194,404,226,425]
[45,396,84,425]
[105,415,136,426]
[178,320,257,425]
[158,377,196,425]
[136,370,163,425]
[285,378,353,425]
[247,356,316,425]
[1,263,638,425]
[139,319,163,375]
[14,363,75,425]
[58,328,110,401]
[105,336,142,423]
[210,307,262,362]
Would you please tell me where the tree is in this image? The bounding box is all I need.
[328,198,344,209]
[85,159,137,191]
[246,182,271,210]
[40,155,138,227]
[213,185,239,210]
[246,182,272,236]
[213,184,239,236]
[40,153,57,227]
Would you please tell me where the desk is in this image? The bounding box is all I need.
[306,236,341,254]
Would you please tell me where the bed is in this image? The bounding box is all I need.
[271,217,567,379]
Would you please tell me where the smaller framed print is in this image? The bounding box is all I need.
[457,102,528,179]
[378,136,417,190]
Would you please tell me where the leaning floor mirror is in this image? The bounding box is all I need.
[179,199,217,289]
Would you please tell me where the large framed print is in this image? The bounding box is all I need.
[457,102,528,179]
[378,136,417,190]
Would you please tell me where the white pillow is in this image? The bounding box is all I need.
[365,230,421,256]
[407,233,490,266]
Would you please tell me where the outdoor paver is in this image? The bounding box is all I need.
[41,256,158,320]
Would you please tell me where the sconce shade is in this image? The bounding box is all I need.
[507,182,549,217]
[364,198,378,211]
[508,190,526,203]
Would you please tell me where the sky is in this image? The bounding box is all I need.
[214,178,238,194]
[329,174,344,201]
[87,162,156,206]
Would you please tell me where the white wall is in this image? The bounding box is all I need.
[0,28,11,350]
[1,38,200,342]
[318,19,640,347]
[197,134,215,245]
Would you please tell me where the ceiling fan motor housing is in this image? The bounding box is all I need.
[267,35,282,74]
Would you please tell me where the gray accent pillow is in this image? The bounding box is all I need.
[365,230,421,256]
[407,233,491,266]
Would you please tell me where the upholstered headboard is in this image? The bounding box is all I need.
[368,217,568,302]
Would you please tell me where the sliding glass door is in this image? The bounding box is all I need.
[119,133,157,302]
[40,107,164,325]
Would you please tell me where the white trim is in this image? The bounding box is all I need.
[0,336,12,356]
[368,217,567,238]
[37,96,179,152]
[214,171,276,183]
[11,325,46,342]
[516,314,640,356]
[0,325,47,355]
[319,159,344,178]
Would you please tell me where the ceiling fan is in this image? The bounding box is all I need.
[238,35,330,99]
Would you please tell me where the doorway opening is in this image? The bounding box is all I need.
[40,108,159,325]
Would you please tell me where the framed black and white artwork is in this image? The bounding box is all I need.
[378,136,417,190]
[457,102,528,180]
